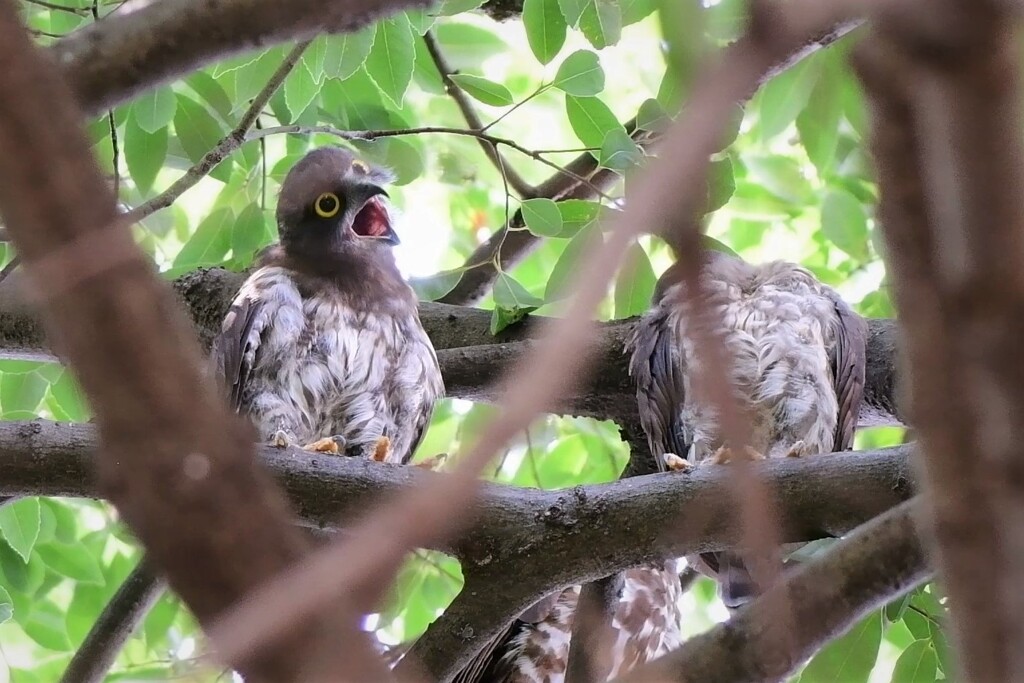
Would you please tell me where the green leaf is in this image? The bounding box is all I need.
[799,610,881,683]
[521,198,564,237]
[614,243,655,317]
[173,95,231,183]
[324,28,376,81]
[433,22,510,67]
[546,225,601,301]
[578,0,622,49]
[438,0,486,14]
[524,0,567,65]
[125,113,168,194]
[450,74,514,107]
[821,188,870,261]
[1,371,48,419]
[493,272,545,309]
[701,157,735,215]
[21,600,71,651]
[171,207,234,273]
[885,593,913,624]
[558,0,587,26]
[491,305,537,335]
[47,371,90,423]
[365,15,417,108]
[744,155,812,205]
[0,543,43,595]
[0,584,11,624]
[0,499,40,563]
[558,199,603,237]
[637,97,670,133]
[352,138,424,186]
[656,0,705,99]
[565,95,623,148]
[132,87,176,134]
[303,36,329,84]
[36,541,104,585]
[184,72,234,123]
[231,203,271,263]
[890,640,938,683]
[410,269,463,302]
[405,8,437,35]
[553,50,604,96]
[797,53,844,175]
[758,55,821,140]
[599,128,640,171]
[284,63,320,118]
[622,0,656,25]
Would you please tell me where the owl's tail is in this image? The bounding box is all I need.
[717,551,758,609]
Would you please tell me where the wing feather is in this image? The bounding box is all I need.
[210,293,266,413]
[626,303,690,470]
[827,295,868,451]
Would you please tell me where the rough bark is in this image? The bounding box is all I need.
[0,267,904,426]
[0,5,383,680]
[856,2,1024,681]
[614,500,931,683]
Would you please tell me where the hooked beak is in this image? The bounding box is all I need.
[348,184,399,246]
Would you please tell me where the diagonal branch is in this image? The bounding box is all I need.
[614,499,931,683]
[126,41,309,222]
[61,559,165,683]
[422,31,534,198]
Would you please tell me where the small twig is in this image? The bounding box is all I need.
[23,0,88,14]
[126,41,309,222]
[481,82,548,133]
[0,255,21,286]
[422,31,534,198]
[247,124,616,203]
[61,559,166,683]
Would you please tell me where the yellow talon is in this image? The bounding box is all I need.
[302,437,341,455]
[662,453,692,472]
[372,436,392,463]
[708,445,764,465]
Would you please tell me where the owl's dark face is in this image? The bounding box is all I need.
[276,147,398,259]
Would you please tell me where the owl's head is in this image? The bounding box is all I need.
[276,147,398,258]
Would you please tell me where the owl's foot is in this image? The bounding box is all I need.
[302,435,347,455]
[415,453,449,471]
[662,453,692,472]
[785,440,809,458]
[271,430,292,448]
[708,445,764,465]
[371,436,392,463]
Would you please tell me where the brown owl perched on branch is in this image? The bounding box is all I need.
[211,146,444,464]
[627,249,867,607]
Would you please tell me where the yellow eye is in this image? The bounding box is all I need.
[314,192,341,218]
[351,159,370,174]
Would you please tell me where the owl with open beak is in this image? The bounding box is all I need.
[211,146,444,464]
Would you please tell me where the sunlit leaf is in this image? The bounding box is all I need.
[173,94,232,182]
[0,543,43,595]
[170,207,234,274]
[0,498,40,563]
[522,198,564,237]
[558,199,603,237]
[799,610,881,683]
[890,639,937,683]
[599,128,640,171]
[433,22,510,67]
[125,113,168,194]
[797,52,844,176]
[0,584,11,624]
[821,188,870,261]
[232,203,271,263]
[21,600,71,651]
[656,0,704,99]
[614,243,655,318]
[450,74,515,107]
[284,63,320,118]
[558,0,587,26]
[579,0,622,49]
[324,28,376,81]
[36,541,105,586]
[565,94,623,148]
[405,8,437,35]
[701,157,735,215]
[524,0,568,65]
[437,0,486,14]
[758,55,821,140]
[546,225,601,301]
[553,50,605,96]
[636,97,670,133]
[410,269,464,301]
[744,155,812,205]
[131,87,176,134]
[365,15,417,108]
[493,272,545,309]
[185,72,234,123]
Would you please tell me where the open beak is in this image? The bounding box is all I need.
[349,185,399,245]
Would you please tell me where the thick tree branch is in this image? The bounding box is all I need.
[0,418,918,680]
[423,31,533,199]
[51,0,429,117]
[0,5,383,680]
[856,3,1024,681]
[615,499,931,683]
[61,559,165,683]
[0,267,904,425]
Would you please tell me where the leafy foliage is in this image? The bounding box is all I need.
[4,0,915,679]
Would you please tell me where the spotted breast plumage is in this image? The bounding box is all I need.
[453,563,683,683]
[627,249,867,606]
[211,146,444,464]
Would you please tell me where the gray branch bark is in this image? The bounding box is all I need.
[0,267,904,427]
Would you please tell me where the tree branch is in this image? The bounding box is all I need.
[422,31,534,199]
[52,0,429,117]
[614,499,931,683]
[61,559,165,683]
[0,417,917,680]
[0,267,904,426]
[566,573,624,683]
[126,41,309,222]
[0,5,384,680]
